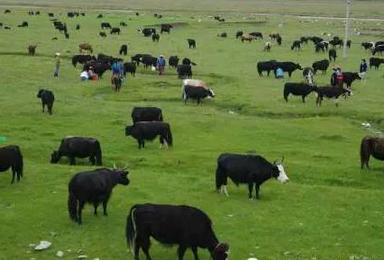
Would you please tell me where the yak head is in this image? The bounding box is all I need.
[50,151,60,163]
[207,88,215,98]
[37,89,45,98]
[213,243,229,260]
[112,164,130,185]
[125,125,133,136]
[272,157,289,183]
[296,63,303,70]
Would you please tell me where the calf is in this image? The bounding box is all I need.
[151,33,160,42]
[236,31,243,39]
[68,167,129,224]
[257,60,277,76]
[36,89,55,115]
[126,204,229,260]
[51,137,102,165]
[328,49,337,62]
[123,62,136,76]
[0,145,23,184]
[177,64,192,78]
[342,72,361,88]
[141,28,155,37]
[312,59,329,74]
[110,27,121,35]
[28,45,37,56]
[160,23,172,33]
[183,85,215,104]
[315,86,351,106]
[119,44,128,55]
[291,40,301,51]
[215,153,289,199]
[131,107,163,124]
[369,57,384,69]
[125,122,173,149]
[275,61,302,77]
[187,38,196,48]
[283,82,317,103]
[101,22,111,29]
[168,55,179,68]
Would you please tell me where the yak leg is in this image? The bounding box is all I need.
[11,167,16,184]
[139,235,151,260]
[177,245,188,260]
[102,199,109,216]
[255,184,260,199]
[302,95,306,103]
[248,183,254,199]
[93,203,99,215]
[78,200,85,224]
[48,104,53,115]
[191,246,199,260]
[42,103,45,112]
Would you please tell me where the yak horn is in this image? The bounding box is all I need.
[122,164,129,170]
[113,162,117,169]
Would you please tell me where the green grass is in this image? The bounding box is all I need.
[0,4,384,260]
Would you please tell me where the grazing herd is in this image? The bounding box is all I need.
[1,8,384,260]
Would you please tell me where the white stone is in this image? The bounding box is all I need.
[34,241,52,251]
[56,251,64,257]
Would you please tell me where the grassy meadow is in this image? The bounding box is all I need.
[0,3,384,260]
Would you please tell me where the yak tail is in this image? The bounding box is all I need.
[360,137,371,169]
[14,146,24,178]
[95,141,102,165]
[166,126,173,147]
[126,205,138,255]
[215,162,224,191]
[159,112,164,121]
[68,191,78,222]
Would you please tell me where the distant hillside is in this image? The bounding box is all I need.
[0,0,383,18]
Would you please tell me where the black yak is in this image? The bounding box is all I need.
[0,145,23,184]
[126,203,229,260]
[125,122,173,149]
[215,153,289,199]
[68,167,129,224]
[36,89,55,115]
[51,137,102,165]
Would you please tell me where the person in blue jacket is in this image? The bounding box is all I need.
[156,55,166,75]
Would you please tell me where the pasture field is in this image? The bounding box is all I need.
[0,3,384,260]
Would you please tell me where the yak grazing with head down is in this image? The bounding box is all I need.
[125,122,172,149]
[126,203,229,260]
[0,145,23,184]
[68,167,130,224]
[360,136,384,169]
[215,153,289,199]
[51,136,102,165]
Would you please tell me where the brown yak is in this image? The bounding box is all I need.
[79,43,93,53]
[360,136,384,169]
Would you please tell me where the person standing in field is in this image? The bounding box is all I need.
[156,55,166,75]
[336,67,344,87]
[359,59,368,82]
[53,52,61,77]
